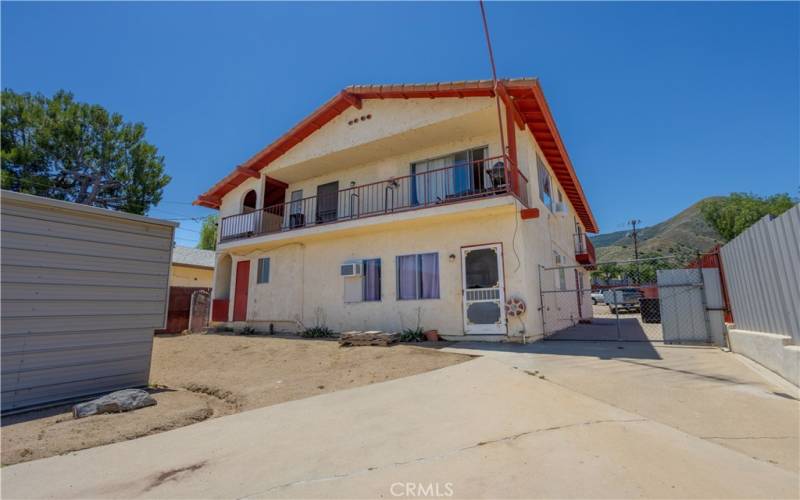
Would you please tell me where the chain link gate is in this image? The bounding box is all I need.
[538,256,711,342]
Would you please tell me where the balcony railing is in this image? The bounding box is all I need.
[220,155,528,243]
[574,232,596,268]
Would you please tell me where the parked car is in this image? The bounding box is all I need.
[591,291,605,305]
[603,287,642,313]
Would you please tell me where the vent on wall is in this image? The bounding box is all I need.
[347,114,372,126]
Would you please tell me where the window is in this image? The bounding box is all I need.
[411,147,488,205]
[242,190,258,213]
[257,257,270,284]
[362,258,381,301]
[397,253,440,300]
[289,190,303,214]
[537,156,552,211]
[553,252,567,291]
[343,258,381,303]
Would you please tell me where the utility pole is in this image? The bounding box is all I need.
[628,219,642,285]
[628,219,641,261]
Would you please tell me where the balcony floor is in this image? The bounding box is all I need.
[217,194,520,251]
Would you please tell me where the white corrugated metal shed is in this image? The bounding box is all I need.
[1,190,177,412]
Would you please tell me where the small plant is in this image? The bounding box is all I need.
[240,326,258,336]
[399,327,425,342]
[301,326,335,338]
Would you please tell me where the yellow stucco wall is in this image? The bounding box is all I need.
[214,96,594,338]
[225,202,531,336]
[170,264,214,288]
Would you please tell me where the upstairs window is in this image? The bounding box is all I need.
[397,253,440,300]
[242,190,258,213]
[411,147,488,205]
[537,156,552,211]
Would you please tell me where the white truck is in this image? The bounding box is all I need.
[603,287,642,314]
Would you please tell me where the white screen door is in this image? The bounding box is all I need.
[462,244,506,334]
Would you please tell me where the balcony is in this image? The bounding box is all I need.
[219,155,528,243]
[574,232,596,268]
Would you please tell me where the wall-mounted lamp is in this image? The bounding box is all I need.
[449,254,456,263]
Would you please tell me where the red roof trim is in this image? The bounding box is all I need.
[195,78,598,233]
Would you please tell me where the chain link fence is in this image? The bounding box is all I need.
[539,256,711,342]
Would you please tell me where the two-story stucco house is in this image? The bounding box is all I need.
[195,78,597,341]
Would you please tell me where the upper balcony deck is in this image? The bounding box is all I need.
[219,155,528,244]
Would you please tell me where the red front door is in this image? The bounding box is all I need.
[233,260,250,321]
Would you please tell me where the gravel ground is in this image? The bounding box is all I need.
[2,334,470,466]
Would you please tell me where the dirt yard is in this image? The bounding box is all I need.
[2,334,470,466]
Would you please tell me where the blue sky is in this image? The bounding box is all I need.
[2,1,798,245]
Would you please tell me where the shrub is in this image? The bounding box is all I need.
[240,326,258,336]
[399,327,425,342]
[301,326,335,338]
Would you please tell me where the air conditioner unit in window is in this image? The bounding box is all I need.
[554,202,569,216]
[340,261,362,277]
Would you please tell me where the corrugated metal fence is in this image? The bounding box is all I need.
[720,205,800,344]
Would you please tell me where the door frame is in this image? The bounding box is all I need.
[316,181,339,224]
[233,260,250,322]
[461,243,507,335]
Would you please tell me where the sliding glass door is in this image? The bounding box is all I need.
[410,146,487,206]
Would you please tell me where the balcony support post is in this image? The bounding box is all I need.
[504,99,519,197]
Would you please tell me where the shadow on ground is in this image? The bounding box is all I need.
[443,339,665,360]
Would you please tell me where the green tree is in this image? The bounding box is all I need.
[1,89,170,214]
[701,193,796,241]
[592,263,621,284]
[197,215,218,250]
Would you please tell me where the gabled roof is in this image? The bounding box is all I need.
[196,78,598,233]
[172,246,215,269]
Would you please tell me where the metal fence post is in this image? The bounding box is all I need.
[538,264,546,338]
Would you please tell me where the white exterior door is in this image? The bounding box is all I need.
[462,244,507,334]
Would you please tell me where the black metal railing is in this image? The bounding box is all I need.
[220,155,528,242]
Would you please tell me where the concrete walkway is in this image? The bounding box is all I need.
[443,341,800,473]
[3,350,798,499]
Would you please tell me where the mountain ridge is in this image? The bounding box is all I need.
[590,198,724,262]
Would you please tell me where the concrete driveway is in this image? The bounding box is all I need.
[3,344,798,499]
[444,341,800,473]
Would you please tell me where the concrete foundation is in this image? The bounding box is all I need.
[728,326,800,387]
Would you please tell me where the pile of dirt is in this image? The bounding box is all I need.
[2,334,470,466]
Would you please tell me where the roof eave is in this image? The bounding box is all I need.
[196,78,598,233]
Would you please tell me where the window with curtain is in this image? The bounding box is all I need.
[257,257,270,284]
[362,258,381,301]
[397,253,439,300]
[411,147,487,206]
[289,190,303,214]
[537,155,553,211]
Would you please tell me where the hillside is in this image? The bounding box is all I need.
[590,198,724,262]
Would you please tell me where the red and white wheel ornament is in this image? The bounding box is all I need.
[505,296,527,317]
